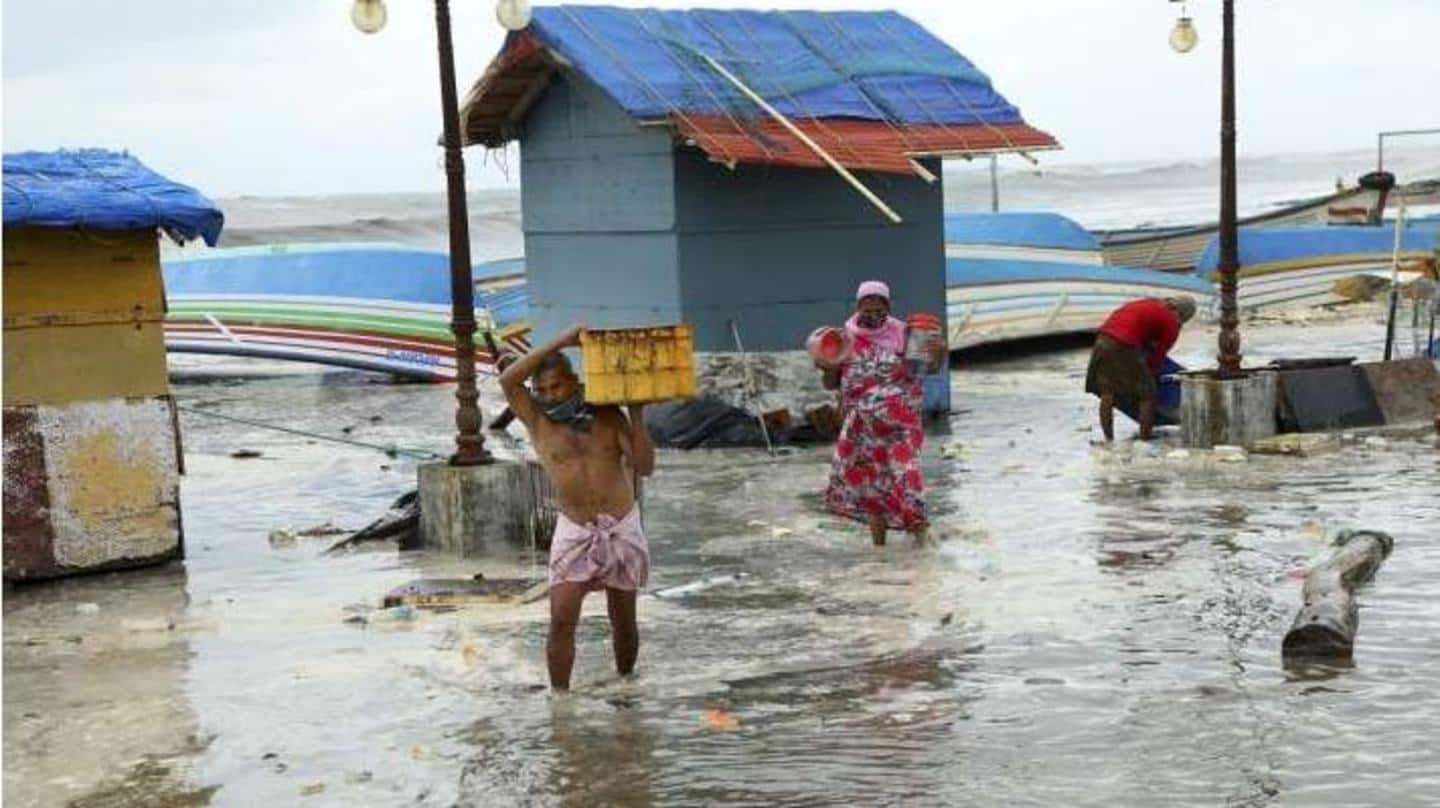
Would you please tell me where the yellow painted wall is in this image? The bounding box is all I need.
[3,227,169,406]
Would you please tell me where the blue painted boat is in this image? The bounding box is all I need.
[162,243,530,379]
[945,212,1215,349]
[1195,225,1439,310]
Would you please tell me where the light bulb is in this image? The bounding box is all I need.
[352,0,387,35]
[496,0,532,32]
[1170,16,1198,53]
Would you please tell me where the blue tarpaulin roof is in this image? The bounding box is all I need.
[945,212,1100,251]
[1196,226,1438,273]
[520,6,1023,126]
[4,149,224,246]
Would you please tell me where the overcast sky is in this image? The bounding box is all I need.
[4,0,1438,197]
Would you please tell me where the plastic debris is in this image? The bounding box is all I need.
[1213,445,1248,463]
[297,521,348,537]
[122,618,173,633]
[703,709,740,731]
[301,782,326,797]
[75,602,100,616]
[1165,449,1192,460]
[369,605,417,624]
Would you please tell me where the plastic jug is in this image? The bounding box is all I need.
[904,313,942,373]
[806,326,853,365]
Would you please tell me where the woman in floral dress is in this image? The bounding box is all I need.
[818,281,945,546]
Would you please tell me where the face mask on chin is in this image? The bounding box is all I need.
[857,312,886,329]
[540,388,594,432]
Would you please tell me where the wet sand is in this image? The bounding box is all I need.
[5,312,1438,807]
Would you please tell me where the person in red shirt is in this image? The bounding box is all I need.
[1085,296,1197,441]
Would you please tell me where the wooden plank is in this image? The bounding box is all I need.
[382,577,547,608]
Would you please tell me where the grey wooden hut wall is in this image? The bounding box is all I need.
[519,73,950,411]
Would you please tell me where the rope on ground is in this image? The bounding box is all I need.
[175,404,444,461]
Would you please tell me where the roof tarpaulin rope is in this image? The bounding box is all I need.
[461,5,1058,174]
[4,149,224,246]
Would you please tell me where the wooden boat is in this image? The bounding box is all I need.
[946,212,1214,349]
[1096,184,1385,273]
[1194,225,1438,310]
[162,243,530,380]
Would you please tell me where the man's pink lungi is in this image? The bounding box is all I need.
[548,505,649,591]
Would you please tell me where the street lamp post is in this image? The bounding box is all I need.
[353,0,491,465]
[1172,0,1243,377]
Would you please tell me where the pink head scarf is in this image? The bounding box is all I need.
[845,280,907,354]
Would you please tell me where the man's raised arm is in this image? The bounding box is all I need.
[498,324,584,427]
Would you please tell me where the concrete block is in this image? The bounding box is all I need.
[1180,371,1279,449]
[3,397,182,582]
[418,460,556,557]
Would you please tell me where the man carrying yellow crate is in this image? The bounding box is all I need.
[499,324,656,692]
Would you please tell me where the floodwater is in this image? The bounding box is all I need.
[5,314,1439,807]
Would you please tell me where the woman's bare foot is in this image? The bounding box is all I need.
[868,516,888,546]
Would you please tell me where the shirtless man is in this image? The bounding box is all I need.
[499,324,655,691]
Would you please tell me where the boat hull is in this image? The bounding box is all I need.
[1098,187,1383,273]
[161,244,530,380]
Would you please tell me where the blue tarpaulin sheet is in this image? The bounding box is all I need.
[521,6,1026,126]
[4,149,224,246]
[1196,225,1437,274]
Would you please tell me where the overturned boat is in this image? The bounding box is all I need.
[1194,225,1438,311]
[945,212,1214,350]
[162,243,530,379]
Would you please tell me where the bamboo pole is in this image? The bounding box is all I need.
[696,52,904,224]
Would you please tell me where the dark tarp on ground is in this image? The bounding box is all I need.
[645,396,775,449]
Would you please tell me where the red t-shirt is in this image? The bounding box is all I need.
[1098,298,1180,374]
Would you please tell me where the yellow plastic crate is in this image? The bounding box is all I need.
[580,324,696,405]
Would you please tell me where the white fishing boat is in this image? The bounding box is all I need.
[946,212,1214,349]
[1096,183,1386,273]
[1195,225,1438,310]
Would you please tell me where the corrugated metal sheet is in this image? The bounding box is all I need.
[673,115,1056,175]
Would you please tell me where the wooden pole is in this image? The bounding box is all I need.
[1384,199,1407,361]
[696,52,904,224]
[1282,529,1393,659]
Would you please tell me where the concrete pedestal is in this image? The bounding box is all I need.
[1180,371,1279,449]
[418,460,556,557]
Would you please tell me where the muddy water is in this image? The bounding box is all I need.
[5,316,1439,807]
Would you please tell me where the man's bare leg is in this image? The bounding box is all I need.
[605,587,639,677]
[1099,393,1116,442]
[548,583,587,691]
[1138,398,1156,441]
[868,514,888,546]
